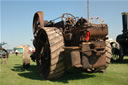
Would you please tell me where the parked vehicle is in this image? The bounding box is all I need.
[116,12,128,61]
[30,11,112,79]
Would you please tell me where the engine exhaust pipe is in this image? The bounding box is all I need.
[122,12,128,33]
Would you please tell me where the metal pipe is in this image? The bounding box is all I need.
[87,0,89,22]
[122,12,128,33]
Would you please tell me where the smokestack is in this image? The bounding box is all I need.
[122,12,128,33]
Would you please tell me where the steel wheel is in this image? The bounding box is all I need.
[33,11,44,36]
[111,48,120,61]
[118,45,124,61]
[33,11,65,79]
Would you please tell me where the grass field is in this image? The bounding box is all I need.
[0,54,128,85]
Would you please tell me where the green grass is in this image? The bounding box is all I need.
[0,54,128,85]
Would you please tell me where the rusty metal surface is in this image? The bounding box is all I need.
[23,45,31,68]
[33,11,44,36]
[85,23,108,38]
[71,51,82,68]
[92,54,106,68]
[64,46,80,49]
[64,41,106,69]
[64,47,82,69]
[81,41,106,69]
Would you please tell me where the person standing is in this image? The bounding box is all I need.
[15,50,18,56]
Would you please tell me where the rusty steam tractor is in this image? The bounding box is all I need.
[30,11,112,79]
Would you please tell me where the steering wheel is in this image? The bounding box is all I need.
[61,13,77,26]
